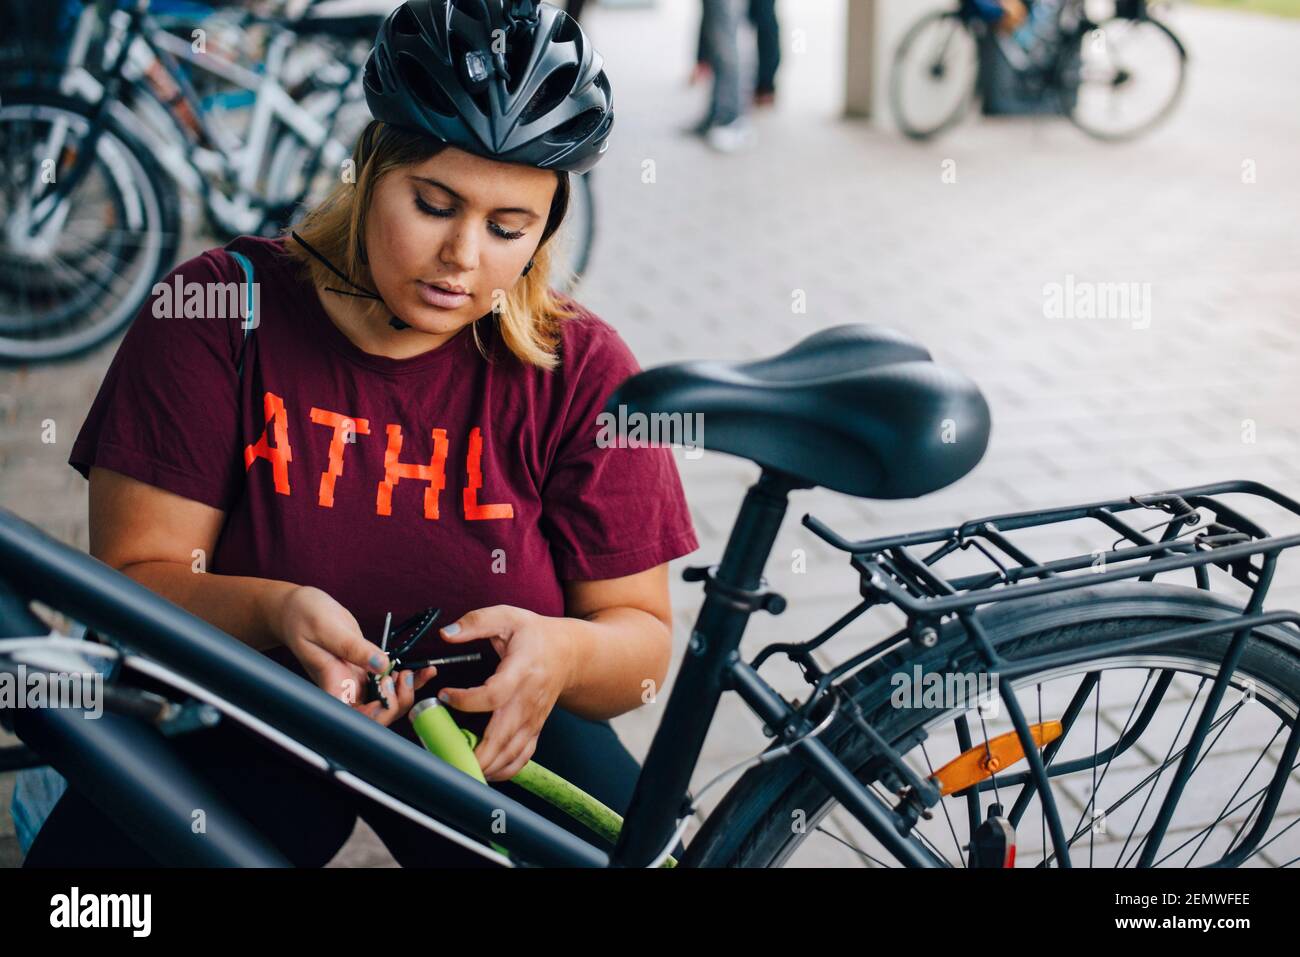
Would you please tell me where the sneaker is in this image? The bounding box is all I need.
[704,116,755,153]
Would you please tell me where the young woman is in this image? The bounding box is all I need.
[22,0,698,866]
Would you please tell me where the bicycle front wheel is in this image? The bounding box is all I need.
[686,582,1300,867]
[1061,16,1187,141]
[889,11,979,141]
[0,91,181,363]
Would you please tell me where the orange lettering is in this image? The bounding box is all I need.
[377,425,448,519]
[244,391,293,495]
[310,408,371,508]
[464,426,514,521]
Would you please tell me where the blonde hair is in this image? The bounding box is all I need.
[285,121,580,370]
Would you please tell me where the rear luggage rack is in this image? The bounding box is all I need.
[803,480,1300,621]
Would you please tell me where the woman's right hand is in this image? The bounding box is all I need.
[276,585,437,727]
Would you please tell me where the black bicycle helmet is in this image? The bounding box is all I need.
[363,0,614,174]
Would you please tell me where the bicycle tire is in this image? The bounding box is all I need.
[888,11,979,141]
[0,89,182,364]
[0,92,132,307]
[684,581,1300,867]
[0,90,137,334]
[556,171,595,292]
[1061,16,1187,142]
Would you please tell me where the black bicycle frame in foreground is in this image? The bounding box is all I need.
[3,477,1300,867]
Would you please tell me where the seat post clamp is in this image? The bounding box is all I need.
[683,564,787,616]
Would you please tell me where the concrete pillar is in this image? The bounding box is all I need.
[843,0,877,119]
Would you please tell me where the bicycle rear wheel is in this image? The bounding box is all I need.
[889,11,979,141]
[686,582,1300,867]
[550,171,595,293]
[0,91,181,363]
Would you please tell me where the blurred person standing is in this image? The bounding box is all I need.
[692,0,753,152]
[691,0,781,110]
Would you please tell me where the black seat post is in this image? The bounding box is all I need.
[612,468,806,867]
[712,470,805,594]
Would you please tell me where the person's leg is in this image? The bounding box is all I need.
[749,0,781,97]
[696,3,711,66]
[700,0,745,128]
[690,6,715,88]
[22,785,160,867]
[359,706,687,866]
[22,718,358,868]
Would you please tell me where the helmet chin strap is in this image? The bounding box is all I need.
[292,230,385,304]
[293,230,533,334]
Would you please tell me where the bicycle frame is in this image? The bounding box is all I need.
[610,469,940,867]
[4,476,1299,867]
[0,466,935,868]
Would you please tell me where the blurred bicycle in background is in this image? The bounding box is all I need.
[889,0,1187,141]
[0,0,596,363]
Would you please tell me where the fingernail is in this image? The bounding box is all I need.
[369,653,384,669]
[438,690,450,702]
[443,623,461,636]
[404,671,414,687]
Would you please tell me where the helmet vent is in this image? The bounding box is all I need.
[502,28,534,96]
[392,3,423,36]
[397,51,458,118]
[550,107,603,144]
[451,0,491,24]
[521,63,578,124]
[551,12,580,45]
[363,56,383,96]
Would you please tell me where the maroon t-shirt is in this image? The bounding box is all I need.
[69,236,699,743]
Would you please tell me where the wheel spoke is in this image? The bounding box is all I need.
[1117,677,1207,866]
[1163,723,1288,866]
[920,739,968,867]
[812,820,892,868]
[1061,670,1156,845]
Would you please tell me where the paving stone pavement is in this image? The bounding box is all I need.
[2,1,1298,867]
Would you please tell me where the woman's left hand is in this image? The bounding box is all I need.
[436,605,574,782]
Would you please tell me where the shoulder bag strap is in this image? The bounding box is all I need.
[229,250,256,381]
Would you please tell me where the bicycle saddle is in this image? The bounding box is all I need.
[605,324,991,499]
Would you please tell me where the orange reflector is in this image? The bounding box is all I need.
[929,721,1063,797]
